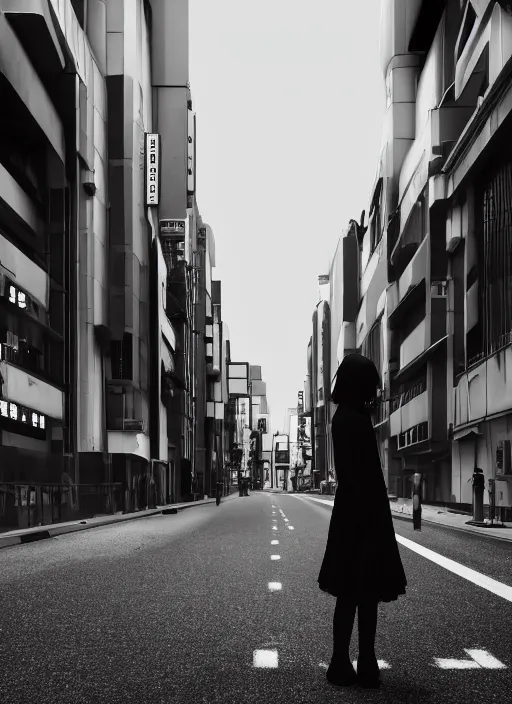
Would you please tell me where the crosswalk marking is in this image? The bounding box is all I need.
[464,650,506,669]
[434,649,506,670]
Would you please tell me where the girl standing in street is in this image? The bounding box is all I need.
[318,353,407,690]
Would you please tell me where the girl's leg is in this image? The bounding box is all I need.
[357,599,380,687]
[331,597,357,665]
[326,597,358,686]
[357,599,378,660]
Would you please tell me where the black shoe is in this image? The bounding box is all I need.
[326,661,357,688]
[356,656,381,689]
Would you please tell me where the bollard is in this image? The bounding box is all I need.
[412,472,422,531]
[472,468,485,522]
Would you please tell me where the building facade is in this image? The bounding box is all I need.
[306,0,512,519]
[0,0,242,529]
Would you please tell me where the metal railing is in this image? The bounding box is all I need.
[390,378,426,413]
[0,482,128,531]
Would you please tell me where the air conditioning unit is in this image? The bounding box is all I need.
[496,440,512,475]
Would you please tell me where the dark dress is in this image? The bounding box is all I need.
[318,404,407,604]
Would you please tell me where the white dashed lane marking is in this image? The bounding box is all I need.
[271,540,279,545]
[268,582,282,591]
[272,526,277,531]
[254,650,279,668]
[270,555,281,560]
[287,526,294,530]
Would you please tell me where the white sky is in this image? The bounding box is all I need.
[190,0,385,432]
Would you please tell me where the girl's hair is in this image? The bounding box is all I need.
[331,353,380,407]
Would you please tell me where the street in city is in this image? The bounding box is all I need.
[1,491,511,704]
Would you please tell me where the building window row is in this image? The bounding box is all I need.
[397,421,429,450]
[478,159,512,358]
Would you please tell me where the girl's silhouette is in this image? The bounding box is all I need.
[318,353,407,689]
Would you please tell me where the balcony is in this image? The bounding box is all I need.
[0,333,63,388]
[394,297,447,382]
[3,0,66,76]
[106,383,150,461]
[400,319,427,369]
[454,344,512,429]
[106,384,146,432]
[0,359,64,419]
[390,390,428,437]
[0,12,65,164]
[388,237,428,321]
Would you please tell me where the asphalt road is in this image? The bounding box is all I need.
[0,490,511,704]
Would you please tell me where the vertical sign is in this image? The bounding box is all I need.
[297,390,304,415]
[187,111,196,194]
[145,133,160,206]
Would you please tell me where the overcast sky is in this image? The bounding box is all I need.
[190,0,385,432]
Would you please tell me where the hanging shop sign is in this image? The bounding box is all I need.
[145,133,160,206]
[187,110,196,194]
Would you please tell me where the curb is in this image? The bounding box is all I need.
[0,493,239,551]
[390,510,512,542]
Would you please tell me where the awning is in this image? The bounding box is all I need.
[453,425,481,441]
[388,280,426,330]
[393,335,448,383]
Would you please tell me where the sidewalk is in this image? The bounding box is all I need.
[388,500,512,541]
[0,492,240,550]
[292,492,512,542]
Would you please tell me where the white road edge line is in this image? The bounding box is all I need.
[288,495,512,603]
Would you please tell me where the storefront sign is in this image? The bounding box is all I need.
[145,133,160,206]
[0,399,45,429]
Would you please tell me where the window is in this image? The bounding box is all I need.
[111,333,133,380]
[70,0,86,29]
[456,2,476,61]
[370,201,382,253]
[478,161,512,357]
[362,320,381,375]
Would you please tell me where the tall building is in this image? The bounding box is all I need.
[306,0,512,520]
[0,0,241,529]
